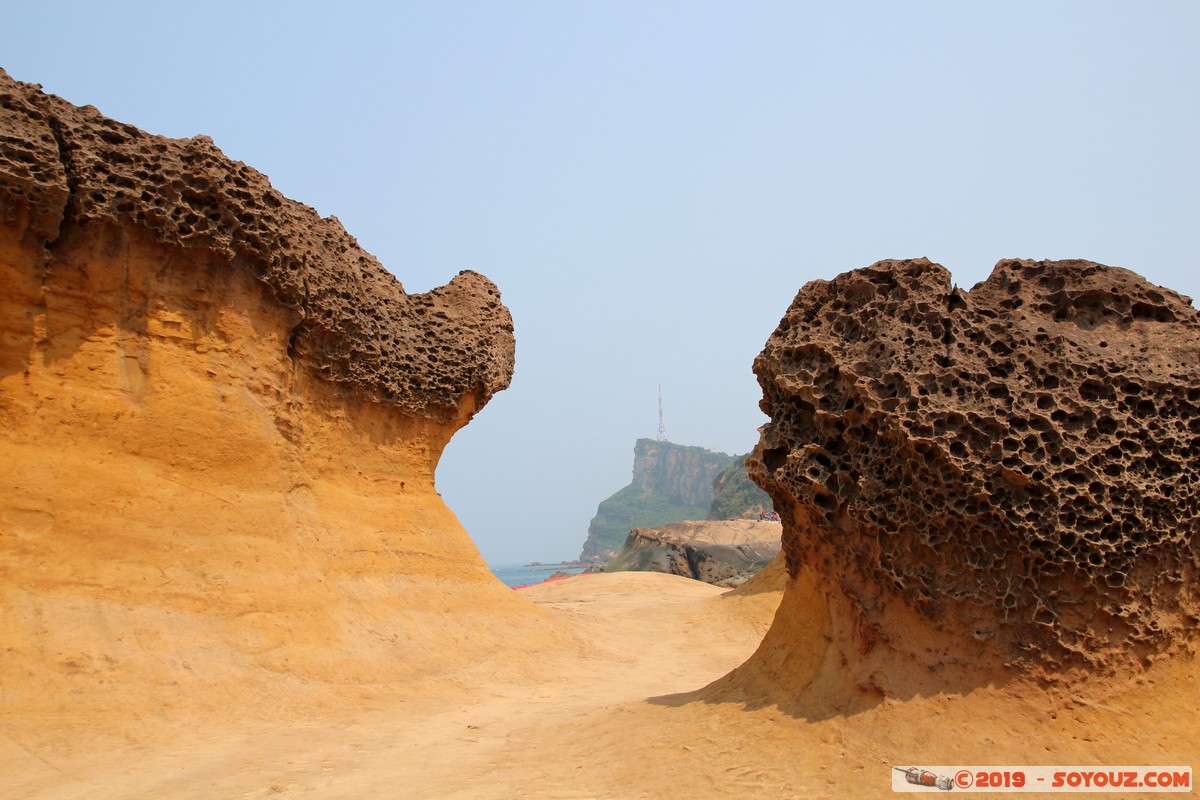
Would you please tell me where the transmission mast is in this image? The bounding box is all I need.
[657,384,668,442]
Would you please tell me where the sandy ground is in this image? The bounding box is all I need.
[3,566,1195,799]
[2,571,780,799]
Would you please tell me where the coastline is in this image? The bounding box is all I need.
[488,561,589,588]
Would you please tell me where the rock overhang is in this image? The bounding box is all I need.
[0,67,513,425]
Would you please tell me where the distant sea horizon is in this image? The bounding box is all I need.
[488,561,588,588]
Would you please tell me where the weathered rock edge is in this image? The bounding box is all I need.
[604,520,782,586]
[0,67,513,422]
[748,258,1199,673]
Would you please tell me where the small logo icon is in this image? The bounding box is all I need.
[894,766,955,791]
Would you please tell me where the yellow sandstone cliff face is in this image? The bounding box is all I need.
[0,71,560,729]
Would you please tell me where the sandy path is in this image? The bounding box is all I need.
[4,572,781,799]
[6,569,1195,799]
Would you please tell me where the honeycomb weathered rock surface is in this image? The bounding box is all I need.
[748,257,1200,672]
[0,67,512,422]
[0,69,556,729]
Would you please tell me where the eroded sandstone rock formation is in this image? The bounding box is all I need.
[743,258,1199,689]
[0,69,559,729]
[603,519,781,586]
[0,69,513,421]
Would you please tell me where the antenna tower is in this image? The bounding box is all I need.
[657,384,668,442]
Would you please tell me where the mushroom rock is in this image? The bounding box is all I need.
[737,257,1199,705]
[0,69,559,730]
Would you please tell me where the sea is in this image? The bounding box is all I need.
[488,562,588,589]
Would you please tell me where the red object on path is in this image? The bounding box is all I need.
[512,573,591,590]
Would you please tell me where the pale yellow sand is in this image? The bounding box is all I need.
[0,571,775,799]
[3,567,1195,799]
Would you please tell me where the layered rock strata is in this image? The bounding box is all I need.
[603,519,781,586]
[0,69,556,727]
[744,258,1199,687]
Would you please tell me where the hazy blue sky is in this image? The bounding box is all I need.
[4,2,1197,564]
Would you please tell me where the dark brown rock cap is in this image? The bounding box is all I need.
[0,67,513,423]
[750,257,1199,672]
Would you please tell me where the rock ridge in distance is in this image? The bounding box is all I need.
[604,519,782,587]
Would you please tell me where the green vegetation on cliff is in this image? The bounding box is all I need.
[707,456,773,520]
[583,484,711,563]
[579,439,735,562]
[579,440,777,562]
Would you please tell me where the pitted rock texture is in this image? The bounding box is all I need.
[0,69,558,731]
[748,258,1200,671]
[0,68,512,421]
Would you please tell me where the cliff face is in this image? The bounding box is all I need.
[629,439,733,506]
[735,258,1199,703]
[707,456,773,520]
[0,70,561,729]
[579,439,735,562]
